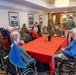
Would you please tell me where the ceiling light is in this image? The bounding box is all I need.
[62,15,67,18]
[69,14,73,17]
[55,0,69,7]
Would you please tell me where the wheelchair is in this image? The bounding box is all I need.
[0,36,36,75]
[54,55,76,75]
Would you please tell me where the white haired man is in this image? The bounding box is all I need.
[6,26,14,33]
[10,31,35,73]
[10,31,33,63]
[53,28,76,59]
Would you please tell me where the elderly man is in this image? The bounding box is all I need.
[5,31,35,74]
[53,28,76,59]
[6,26,14,33]
[10,31,34,65]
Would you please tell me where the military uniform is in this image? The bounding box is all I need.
[20,26,30,43]
[52,28,62,36]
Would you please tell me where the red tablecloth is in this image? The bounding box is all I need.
[22,36,68,75]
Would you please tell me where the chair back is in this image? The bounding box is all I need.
[9,43,26,68]
[0,36,11,51]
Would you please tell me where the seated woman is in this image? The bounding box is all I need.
[52,24,62,37]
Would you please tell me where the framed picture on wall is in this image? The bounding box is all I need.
[8,12,20,29]
[28,14,34,28]
[62,18,66,21]
[39,15,43,25]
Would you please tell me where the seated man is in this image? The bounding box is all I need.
[10,31,33,65]
[20,23,32,43]
[32,22,42,37]
[6,26,14,33]
[53,28,76,59]
[6,26,24,45]
[52,25,62,37]
[32,22,38,33]
[42,26,48,34]
[7,31,35,74]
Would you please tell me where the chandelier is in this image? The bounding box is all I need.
[55,0,69,7]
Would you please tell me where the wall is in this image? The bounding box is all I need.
[0,9,9,28]
[55,13,61,23]
[0,1,48,30]
[61,13,76,24]
[0,9,48,30]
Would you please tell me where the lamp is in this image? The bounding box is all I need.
[55,0,69,7]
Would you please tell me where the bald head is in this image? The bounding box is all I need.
[7,26,14,33]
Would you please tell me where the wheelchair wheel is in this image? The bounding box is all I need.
[59,60,76,75]
[21,68,35,75]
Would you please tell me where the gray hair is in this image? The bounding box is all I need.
[70,28,76,36]
[10,31,20,43]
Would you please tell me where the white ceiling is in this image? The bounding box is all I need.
[42,0,55,4]
[2,0,76,13]
[42,0,76,4]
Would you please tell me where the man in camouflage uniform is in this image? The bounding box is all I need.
[20,23,30,43]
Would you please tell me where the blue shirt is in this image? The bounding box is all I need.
[63,40,76,58]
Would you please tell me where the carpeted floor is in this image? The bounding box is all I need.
[0,70,50,75]
[38,72,50,75]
